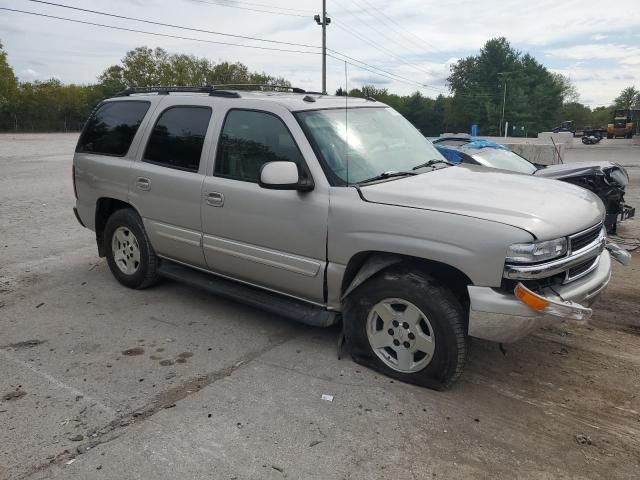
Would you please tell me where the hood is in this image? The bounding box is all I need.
[533,161,620,180]
[359,164,605,239]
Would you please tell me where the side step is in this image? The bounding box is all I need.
[157,260,336,327]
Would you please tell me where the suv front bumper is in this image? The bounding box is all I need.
[467,250,612,343]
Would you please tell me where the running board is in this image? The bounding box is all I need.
[157,260,336,327]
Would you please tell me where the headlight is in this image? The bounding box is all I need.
[608,168,628,187]
[506,237,567,263]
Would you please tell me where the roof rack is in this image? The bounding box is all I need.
[113,86,241,98]
[113,84,320,98]
[211,84,308,93]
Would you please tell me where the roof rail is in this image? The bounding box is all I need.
[212,84,308,93]
[113,86,241,98]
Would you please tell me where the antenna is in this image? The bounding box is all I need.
[344,60,349,186]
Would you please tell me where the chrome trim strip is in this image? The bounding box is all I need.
[150,220,202,247]
[202,234,321,278]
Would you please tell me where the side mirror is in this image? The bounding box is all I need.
[259,161,313,191]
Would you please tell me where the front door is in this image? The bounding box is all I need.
[129,102,214,267]
[201,108,328,303]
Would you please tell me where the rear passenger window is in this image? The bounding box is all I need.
[144,106,212,172]
[215,110,304,182]
[77,101,150,156]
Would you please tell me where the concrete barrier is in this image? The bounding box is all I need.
[482,136,565,165]
[432,134,565,165]
[504,142,564,165]
[537,131,574,148]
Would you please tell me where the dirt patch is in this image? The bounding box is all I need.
[5,339,46,349]
[122,347,144,356]
[159,360,174,366]
[3,389,27,401]
[177,352,193,359]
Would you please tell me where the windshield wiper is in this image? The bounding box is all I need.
[411,159,453,170]
[357,170,417,184]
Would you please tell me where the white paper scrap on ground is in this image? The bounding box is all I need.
[321,394,334,402]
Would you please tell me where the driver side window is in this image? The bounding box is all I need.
[214,110,305,182]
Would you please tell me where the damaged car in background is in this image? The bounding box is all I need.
[433,136,635,233]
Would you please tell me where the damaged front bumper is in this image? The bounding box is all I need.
[467,250,614,343]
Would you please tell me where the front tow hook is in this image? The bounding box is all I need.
[606,241,631,266]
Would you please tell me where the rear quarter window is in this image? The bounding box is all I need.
[76,101,150,156]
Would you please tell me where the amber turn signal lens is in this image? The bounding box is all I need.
[514,284,550,311]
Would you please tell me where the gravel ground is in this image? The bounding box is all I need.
[0,133,639,480]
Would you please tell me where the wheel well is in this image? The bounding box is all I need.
[95,198,134,257]
[342,252,473,309]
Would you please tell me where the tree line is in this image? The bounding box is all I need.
[0,38,637,135]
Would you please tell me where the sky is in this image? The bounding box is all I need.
[0,0,639,107]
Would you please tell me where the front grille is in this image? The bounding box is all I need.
[570,224,602,252]
[566,256,598,281]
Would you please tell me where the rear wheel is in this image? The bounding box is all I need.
[607,133,613,139]
[343,266,468,390]
[104,209,159,289]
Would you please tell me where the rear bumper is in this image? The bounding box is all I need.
[73,207,86,228]
[467,250,611,343]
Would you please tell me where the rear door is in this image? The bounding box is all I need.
[74,100,153,230]
[129,99,214,267]
[200,106,329,303]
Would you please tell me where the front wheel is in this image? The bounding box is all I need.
[343,266,468,390]
[104,209,159,289]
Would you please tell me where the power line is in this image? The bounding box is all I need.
[0,7,321,55]
[192,0,315,15]
[332,20,437,79]
[187,0,310,18]
[5,5,448,94]
[354,0,439,53]
[347,0,431,60]
[20,2,444,93]
[25,0,321,49]
[327,49,445,92]
[327,53,422,90]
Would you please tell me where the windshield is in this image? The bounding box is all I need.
[296,107,447,184]
[470,148,537,174]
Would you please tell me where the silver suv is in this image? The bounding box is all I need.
[73,86,625,389]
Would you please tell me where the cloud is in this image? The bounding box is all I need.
[2,0,639,103]
[18,69,41,81]
[350,75,392,85]
[545,43,640,61]
[17,69,61,82]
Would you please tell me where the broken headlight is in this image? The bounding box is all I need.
[506,237,567,263]
[608,168,629,187]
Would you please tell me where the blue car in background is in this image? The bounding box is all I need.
[432,135,634,233]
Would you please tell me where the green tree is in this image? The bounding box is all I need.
[613,86,639,110]
[447,37,564,136]
[100,47,290,88]
[0,40,18,129]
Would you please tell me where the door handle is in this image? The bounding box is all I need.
[136,177,151,191]
[206,191,224,207]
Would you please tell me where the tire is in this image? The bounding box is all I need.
[104,208,159,289]
[343,266,468,390]
[607,134,613,139]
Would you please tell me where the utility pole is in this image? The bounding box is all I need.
[314,2,331,94]
[497,72,512,137]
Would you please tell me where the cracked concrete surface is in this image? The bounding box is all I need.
[1,134,639,479]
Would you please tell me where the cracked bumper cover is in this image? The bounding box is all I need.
[467,250,612,343]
